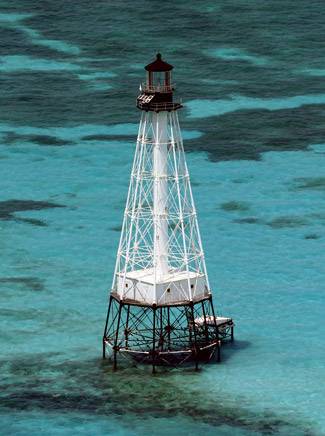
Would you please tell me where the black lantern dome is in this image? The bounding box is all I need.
[145,53,173,72]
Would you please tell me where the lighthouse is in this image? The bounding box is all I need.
[103,54,234,371]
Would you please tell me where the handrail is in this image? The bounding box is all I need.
[136,100,182,111]
[141,83,174,93]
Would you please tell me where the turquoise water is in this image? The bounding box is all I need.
[1,1,325,435]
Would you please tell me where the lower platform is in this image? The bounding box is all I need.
[103,295,234,371]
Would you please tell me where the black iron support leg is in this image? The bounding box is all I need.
[159,307,164,351]
[167,306,171,350]
[190,302,199,371]
[113,302,123,371]
[209,296,221,363]
[152,306,157,374]
[125,304,130,349]
[201,300,209,344]
[102,295,113,359]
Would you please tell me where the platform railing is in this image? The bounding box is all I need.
[136,100,182,111]
[141,83,175,93]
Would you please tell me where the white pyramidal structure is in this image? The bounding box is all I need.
[113,109,209,306]
[103,54,234,371]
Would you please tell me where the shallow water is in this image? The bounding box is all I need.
[1,1,325,435]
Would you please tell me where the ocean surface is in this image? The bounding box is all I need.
[1,1,325,434]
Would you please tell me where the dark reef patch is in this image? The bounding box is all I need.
[0,356,317,435]
[26,135,70,146]
[82,134,134,142]
[232,178,253,184]
[233,217,263,225]
[0,200,65,215]
[0,277,45,292]
[185,106,325,161]
[304,234,321,240]
[2,132,71,147]
[1,132,21,145]
[15,217,47,227]
[294,177,325,191]
[0,199,65,224]
[233,215,312,229]
[267,216,309,229]
[0,70,110,127]
[220,201,251,212]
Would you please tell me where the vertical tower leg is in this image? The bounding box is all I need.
[102,295,113,359]
[167,306,171,350]
[125,304,130,349]
[201,300,209,345]
[152,306,157,374]
[190,302,199,371]
[113,302,123,371]
[209,296,221,363]
[159,307,164,351]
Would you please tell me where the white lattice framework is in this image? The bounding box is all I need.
[112,110,211,306]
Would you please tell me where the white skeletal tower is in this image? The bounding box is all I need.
[103,54,234,371]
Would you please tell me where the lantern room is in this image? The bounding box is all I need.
[145,53,173,92]
[137,53,182,111]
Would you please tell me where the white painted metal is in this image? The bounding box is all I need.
[112,110,210,305]
[153,111,169,281]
